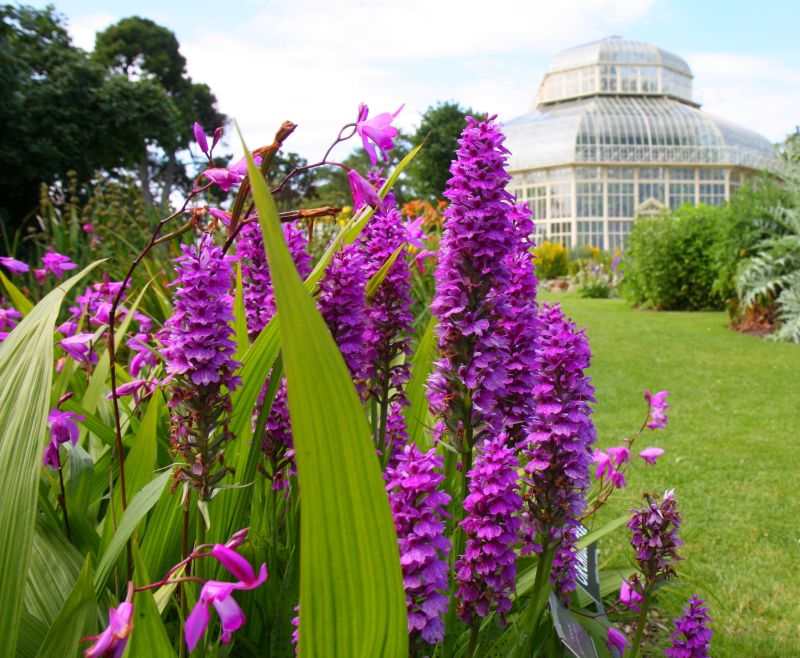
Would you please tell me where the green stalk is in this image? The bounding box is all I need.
[516,546,556,657]
[627,588,652,658]
[465,621,480,658]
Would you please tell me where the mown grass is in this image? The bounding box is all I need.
[540,291,800,657]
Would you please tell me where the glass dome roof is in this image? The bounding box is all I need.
[506,37,774,172]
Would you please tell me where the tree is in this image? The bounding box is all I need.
[409,101,476,200]
[0,5,180,234]
[94,16,226,205]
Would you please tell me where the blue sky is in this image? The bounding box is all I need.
[29,0,800,161]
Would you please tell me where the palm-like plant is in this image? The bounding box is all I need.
[737,142,800,342]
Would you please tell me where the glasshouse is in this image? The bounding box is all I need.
[504,36,775,250]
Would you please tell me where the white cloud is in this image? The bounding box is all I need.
[688,52,800,143]
[65,12,117,51]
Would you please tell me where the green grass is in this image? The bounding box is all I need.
[541,292,800,657]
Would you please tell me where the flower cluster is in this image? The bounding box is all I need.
[520,302,596,599]
[385,444,451,644]
[646,390,670,430]
[428,115,520,444]
[160,235,241,498]
[628,490,683,582]
[0,297,21,343]
[455,435,522,622]
[664,595,713,658]
[317,241,368,380]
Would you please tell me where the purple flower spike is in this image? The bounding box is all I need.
[628,490,683,582]
[607,627,629,655]
[184,545,267,651]
[0,256,29,274]
[386,444,451,644]
[639,446,665,465]
[521,302,595,599]
[455,434,522,623]
[664,595,713,658]
[82,601,133,658]
[645,390,670,430]
[356,102,404,166]
[194,121,209,154]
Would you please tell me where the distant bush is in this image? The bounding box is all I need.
[533,241,568,279]
[621,205,725,310]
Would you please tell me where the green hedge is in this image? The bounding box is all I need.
[621,205,725,311]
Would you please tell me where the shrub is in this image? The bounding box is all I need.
[533,240,568,279]
[621,205,725,311]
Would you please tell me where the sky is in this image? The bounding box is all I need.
[28,0,800,162]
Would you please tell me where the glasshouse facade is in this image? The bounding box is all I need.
[504,37,775,250]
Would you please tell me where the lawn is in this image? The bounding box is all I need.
[540,292,800,657]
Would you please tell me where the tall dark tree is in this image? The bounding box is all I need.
[94,16,226,205]
[0,5,179,234]
[410,101,476,200]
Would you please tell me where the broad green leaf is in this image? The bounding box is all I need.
[576,515,628,550]
[244,137,407,657]
[365,244,406,300]
[140,478,187,583]
[35,556,97,658]
[94,468,172,597]
[126,543,177,658]
[232,263,250,358]
[61,400,117,446]
[404,315,437,449]
[17,612,48,658]
[0,261,101,656]
[0,270,34,315]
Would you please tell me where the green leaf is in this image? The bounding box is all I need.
[404,315,437,449]
[126,543,177,658]
[35,556,97,658]
[0,261,102,656]
[94,468,172,598]
[243,134,407,657]
[0,270,34,315]
[576,515,628,550]
[232,263,250,359]
[365,244,406,300]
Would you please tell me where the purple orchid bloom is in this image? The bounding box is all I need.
[606,445,630,466]
[348,169,383,212]
[34,268,47,284]
[82,223,94,233]
[184,544,268,651]
[59,333,94,363]
[619,577,643,611]
[413,248,435,274]
[82,601,133,658]
[355,102,404,165]
[43,409,84,469]
[202,155,262,192]
[127,333,157,378]
[194,121,209,155]
[107,378,160,405]
[0,256,29,274]
[41,250,77,279]
[607,627,628,655]
[645,389,670,430]
[592,450,626,488]
[639,446,665,465]
[404,217,426,249]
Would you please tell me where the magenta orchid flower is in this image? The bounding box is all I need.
[43,409,84,469]
[607,626,628,655]
[82,601,133,658]
[645,389,670,430]
[355,102,404,165]
[639,446,665,465]
[348,169,383,212]
[619,577,643,611]
[184,544,268,651]
[404,217,426,249]
[194,121,209,155]
[107,378,160,405]
[0,256,29,274]
[414,249,435,274]
[592,450,626,488]
[59,333,94,363]
[201,155,262,192]
[606,446,630,466]
[34,268,47,284]
[41,250,77,279]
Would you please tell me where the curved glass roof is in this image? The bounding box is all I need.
[505,96,774,171]
[535,37,694,106]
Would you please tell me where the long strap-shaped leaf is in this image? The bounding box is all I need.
[243,134,407,657]
[0,261,102,656]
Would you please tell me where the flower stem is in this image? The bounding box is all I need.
[517,545,556,657]
[465,621,480,658]
[628,588,652,658]
[57,464,71,541]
